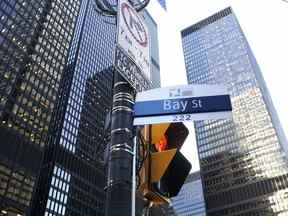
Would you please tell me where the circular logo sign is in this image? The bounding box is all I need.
[121,2,148,47]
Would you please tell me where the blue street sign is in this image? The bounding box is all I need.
[133,84,233,125]
[133,95,232,118]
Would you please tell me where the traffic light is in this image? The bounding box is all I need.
[147,123,191,200]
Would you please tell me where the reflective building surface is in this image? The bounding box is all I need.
[0,0,160,215]
[1,0,81,214]
[141,10,161,88]
[170,172,206,216]
[30,0,116,213]
[181,7,288,216]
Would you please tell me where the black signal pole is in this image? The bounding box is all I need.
[93,1,150,215]
[105,71,135,216]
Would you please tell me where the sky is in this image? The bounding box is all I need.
[147,0,288,172]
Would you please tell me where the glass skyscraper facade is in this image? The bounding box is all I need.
[0,0,160,215]
[181,7,288,216]
[141,10,161,88]
[30,0,117,213]
[170,171,206,216]
[1,0,81,214]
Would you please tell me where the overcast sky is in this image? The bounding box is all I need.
[147,0,288,172]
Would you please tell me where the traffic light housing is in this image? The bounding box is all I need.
[151,149,191,198]
[147,123,191,199]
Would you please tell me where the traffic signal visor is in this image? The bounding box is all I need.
[151,122,189,151]
[150,149,177,183]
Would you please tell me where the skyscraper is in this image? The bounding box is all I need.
[181,7,288,215]
[0,0,81,214]
[141,9,161,88]
[170,172,206,216]
[1,0,160,215]
[32,0,116,214]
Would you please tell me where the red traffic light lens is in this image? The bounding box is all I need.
[155,135,167,152]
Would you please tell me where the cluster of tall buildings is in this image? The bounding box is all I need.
[0,1,287,216]
[0,0,160,215]
[171,6,288,216]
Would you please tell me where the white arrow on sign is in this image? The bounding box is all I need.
[133,84,233,125]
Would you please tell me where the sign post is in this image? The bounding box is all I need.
[103,0,233,214]
[106,0,150,216]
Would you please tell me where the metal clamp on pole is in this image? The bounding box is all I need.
[114,92,134,102]
[113,92,134,99]
[111,127,132,134]
[113,95,135,104]
[112,105,133,113]
[110,142,134,155]
[111,142,132,151]
[114,81,129,88]
[110,147,135,155]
